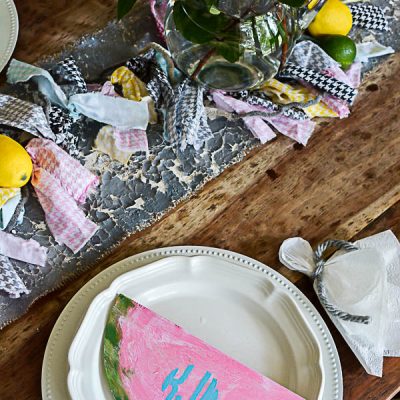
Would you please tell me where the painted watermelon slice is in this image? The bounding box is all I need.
[104,294,304,400]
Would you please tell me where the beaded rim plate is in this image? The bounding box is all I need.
[0,0,18,73]
[41,246,343,400]
[69,256,323,399]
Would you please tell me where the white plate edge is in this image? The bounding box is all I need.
[41,246,343,400]
[0,0,18,73]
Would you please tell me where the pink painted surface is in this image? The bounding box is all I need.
[117,301,304,400]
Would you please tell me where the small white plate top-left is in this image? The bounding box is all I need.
[0,0,18,73]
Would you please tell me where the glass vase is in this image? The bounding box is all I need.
[165,0,326,91]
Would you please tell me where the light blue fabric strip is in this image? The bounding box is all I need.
[0,193,21,231]
[7,59,149,130]
[69,93,149,129]
[7,59,68,108]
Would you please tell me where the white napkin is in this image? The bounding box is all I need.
[355,41,395,63]
[279,230,400,377]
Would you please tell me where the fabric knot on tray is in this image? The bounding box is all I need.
[7,58,150,131]
[26,139,99,253]
[126,48,212,151]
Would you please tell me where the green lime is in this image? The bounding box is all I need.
[278,0,306,7]
[317,34,357,69]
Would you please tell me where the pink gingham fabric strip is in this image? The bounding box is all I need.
[101,81,120,98]
[320,95,350,119]
[212,92,276,143]
[265,113,316,146]
[317,66,362,118]
[346,63,362,89]
[26,139,99,204]
[212,92,316,145]
[0,231,47,267]
[26,139,99,253]
[31,168,98,253]
[114,128,149,153]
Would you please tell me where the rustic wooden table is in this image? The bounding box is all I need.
[1,1,400,399]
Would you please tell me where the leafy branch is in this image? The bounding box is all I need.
[117,0,296,69]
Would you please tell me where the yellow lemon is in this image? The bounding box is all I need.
[0,134,33,188]
[308,0,353,37]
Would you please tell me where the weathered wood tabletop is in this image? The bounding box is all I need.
[1,1,400,399]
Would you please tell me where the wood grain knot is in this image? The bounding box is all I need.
[366,84,379,92]
[266,169,279,181]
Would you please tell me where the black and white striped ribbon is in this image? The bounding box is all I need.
[279,63,358,105]
[313,239,371,325]
[231,91,310,120]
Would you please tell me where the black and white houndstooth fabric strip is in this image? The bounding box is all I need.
[0,255,30,298]
[127,50,213,151]
[175,79,213,151]
[54,56,88,94]
[280,63,357,105]
[349,3,389,32]
[0,94,56,139]
[47,104,80,157]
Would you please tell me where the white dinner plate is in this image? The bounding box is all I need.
[0,0,18,73]
[42,247,343,400]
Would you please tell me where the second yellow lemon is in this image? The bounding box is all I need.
[308,0,353,37]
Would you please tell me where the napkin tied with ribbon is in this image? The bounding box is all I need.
[279,230,400,377]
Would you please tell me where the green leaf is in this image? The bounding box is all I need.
[173,0,232,44]
[117,0,136,20]
[213,40,242,63]
[209,5,221,15]
[173,0,243,64]
[214,23,242,63]
[174,0,214,43]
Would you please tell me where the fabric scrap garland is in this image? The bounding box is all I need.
[0,136,98,297]
[7,59,150,131]
[0,231,47,298]
[26,139,99,253]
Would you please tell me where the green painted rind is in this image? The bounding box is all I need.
[103,294,135,400]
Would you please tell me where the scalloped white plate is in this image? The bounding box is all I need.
[0,0,18,73]
[42,247,343,400]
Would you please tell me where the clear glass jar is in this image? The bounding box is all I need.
[165,0,326,91]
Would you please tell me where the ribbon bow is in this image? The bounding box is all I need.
[312,239,370,324]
